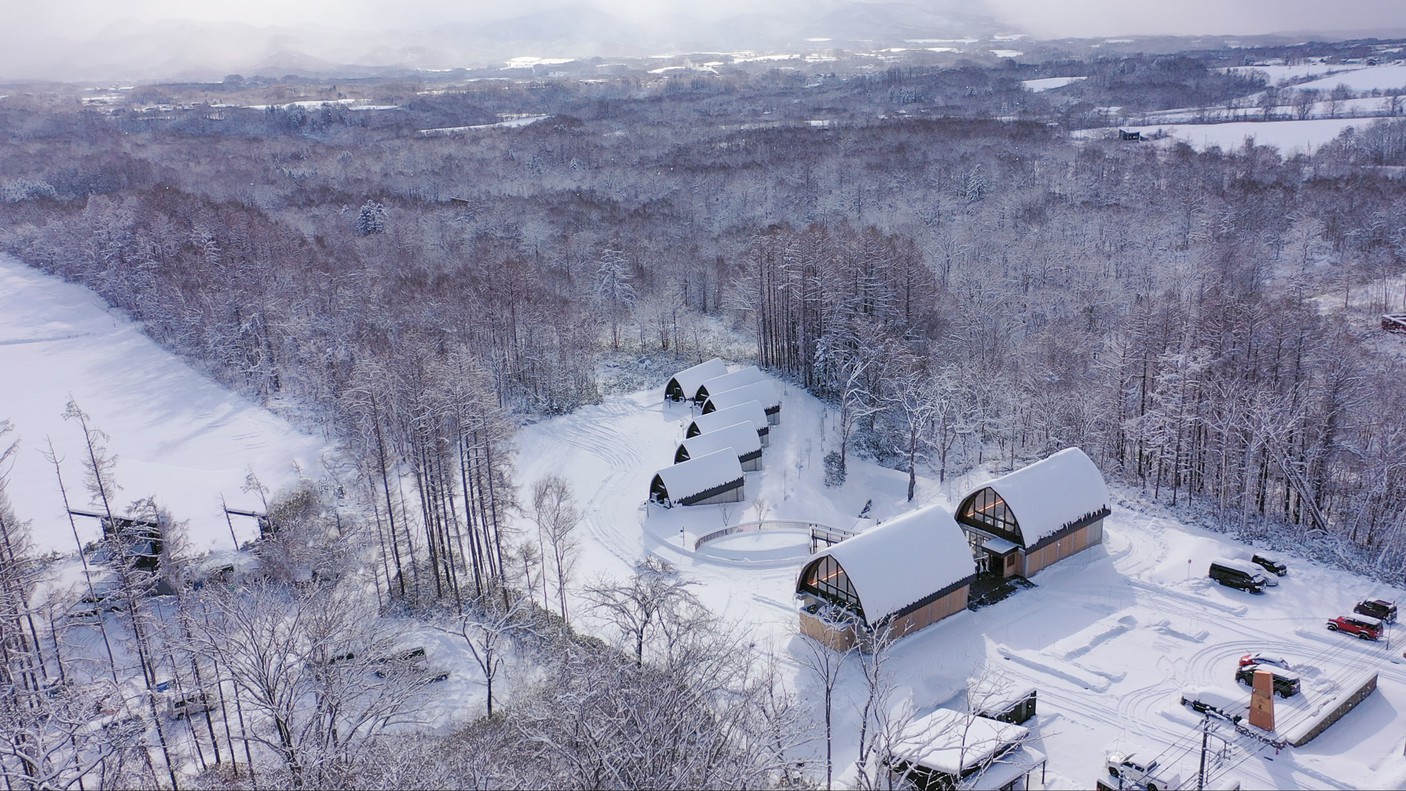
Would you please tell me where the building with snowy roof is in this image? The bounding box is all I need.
[649,449,745,508]
[675,421,763,471]
[693,365,766,405]
[686,401,770,447]
[885,707,1046,791]
[795,504,975,651]
[663,358,728,403]
[955,447,1110,580]
[702,380,781,425]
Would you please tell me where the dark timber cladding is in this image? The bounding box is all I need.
[955,447,1110,579]
[663,357,728,402]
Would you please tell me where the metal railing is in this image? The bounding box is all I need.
[694,519,855,554]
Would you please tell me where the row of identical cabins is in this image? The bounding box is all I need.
[653,358,1112,656]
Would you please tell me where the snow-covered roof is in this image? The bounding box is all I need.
[704,379,781,413]
[665,357,727,398]
[889,708,1028,775]
[651,450,744,505]
[695,366,766,400]
[689,401,768,435]
[809,504,975,623]
[679,421,762,461]
[970,447,1108,546]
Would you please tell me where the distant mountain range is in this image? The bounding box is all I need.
[0,0,1010,83]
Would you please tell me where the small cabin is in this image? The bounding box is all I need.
[796,505,975,651]
[686,401,770,446]
[887,708,1046,791]
[693,366,766,405]
[1119,129,1143,141]
[955,448,1110,579]
[649,450,745,507]
[675,421,763,471]
[702,380,781,425]
[663,358,728,403]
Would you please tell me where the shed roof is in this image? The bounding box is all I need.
[808,504,975,623]
[970,448,1108,546]
[651,450,744,506]
[679,421,762,461]
[704,379,781,413]
[889,708,1029,775]
[689,401,768,435]
[695,366,765,399]
[666,358,728,398]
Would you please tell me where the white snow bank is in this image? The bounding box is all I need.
[810,504,975,623]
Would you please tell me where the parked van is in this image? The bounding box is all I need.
[1208,560,1267,593]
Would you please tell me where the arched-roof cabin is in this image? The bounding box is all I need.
[649,450,745,508]
[686,401,769,447]
[663,358,728,403]
[702,380,781,425]
[675,421,763,471]
[796,505,975,651]
[693,366,766,405]
[955,448,1110,579]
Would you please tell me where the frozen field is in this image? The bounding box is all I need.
[0,254,332,554]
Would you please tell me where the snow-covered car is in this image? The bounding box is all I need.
[1179,686,1243,722]
[1235,664,1301,697]
[1237,653,1291,671]
[1106,752,1182,791]
[1354,599,1397,624]
[1250,554,1287,576]
[1328,614,1383,641]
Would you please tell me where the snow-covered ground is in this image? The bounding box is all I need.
[1295,62,1406,93]
[0,254,332,555]
[1219,64,1369,84]
[7,250,1406,789]
[1022,76,1087,92]
[512,371,1406,789]
[1076,118,1372,154]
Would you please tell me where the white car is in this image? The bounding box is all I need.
[1107,751,1183,791]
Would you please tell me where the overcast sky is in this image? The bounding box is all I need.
[13,0,1406,39]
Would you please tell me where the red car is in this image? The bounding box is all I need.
[1238,653,1291,670]
[1327,615,1383,641]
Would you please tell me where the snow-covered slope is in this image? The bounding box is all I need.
[0,255,333,554]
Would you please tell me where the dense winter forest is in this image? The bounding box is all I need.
[4,39,1406,788]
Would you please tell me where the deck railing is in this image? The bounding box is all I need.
[694,519,856,554]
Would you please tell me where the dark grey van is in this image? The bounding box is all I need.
[1208,559,1267,593]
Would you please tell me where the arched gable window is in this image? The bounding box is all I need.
[799,555,862,616]
[958,487,1022,542]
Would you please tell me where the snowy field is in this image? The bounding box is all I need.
[1219,64,1368,84]
[512,372,1406,789]
[1022,76,1087,92]
[1295,62,1406,93]
[0,255,332,555]
[1076,118,1372,154]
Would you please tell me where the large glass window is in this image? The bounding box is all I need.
[800,555,861,613]
[960,487,1021,538]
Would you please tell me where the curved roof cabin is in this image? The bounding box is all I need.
[663,358,728,403]
[955,448,1110,579]
[675,421,763,471]
[649,450,745,508]
[693,366,766,404]
[702,380,781,425]
[796,504,975,650]
[685,401,770,446]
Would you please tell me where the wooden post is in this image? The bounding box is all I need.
[1249,669,1276,732]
